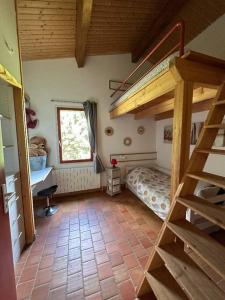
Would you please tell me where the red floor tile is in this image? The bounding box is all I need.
[119,280,136,300]
[68,258,82,275]
[100,277,118,300]
[67,272,83,294]
[17,280,34,299]
[16,191,162,299]
[113,264,129,284]
[140,238,153,249]
[83,260,98,277]
[98,262,113,280]
[51,269,67,289]
[35,268,52,286]
[39,255,55,269]
[109,252,124,268]
[19,265,38,283]
[31,283,50,300]
[84,274,100,296]
[67,289,84,300]
[123,254,139,270]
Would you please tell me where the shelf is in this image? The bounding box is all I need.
[3,145,14,149]
[0,114,11,120]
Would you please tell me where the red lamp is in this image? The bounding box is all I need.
[111,159,118,168]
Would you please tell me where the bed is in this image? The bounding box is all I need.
[126,166,171,219]
[110,53,177,111]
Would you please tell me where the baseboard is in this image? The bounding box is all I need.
[33,185,126,207]
[33,188,103,207]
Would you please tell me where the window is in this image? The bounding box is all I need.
[57,107,92,163]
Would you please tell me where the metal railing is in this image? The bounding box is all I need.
[110,21,185,99]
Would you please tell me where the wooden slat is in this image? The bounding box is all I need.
[168,220,225,280]
[75,0,93,67]
[146,266,188,300]
[177,195,225,229]
[18,14,75,21]
[205,124,225,129]
[17,1,75,9]
[18,8,75,15]
[195,148,225,155]
[187,171,225,189]
[213,99,225,106]
[157,243,225,300]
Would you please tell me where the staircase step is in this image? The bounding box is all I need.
[146,266,188,300]
[167,219,225,280]
[157,243,225,300]
[213,100,225,106]
[195,148,225,155]
[187,171,225,189]
[177,195,225,229]
[204,124,225,129]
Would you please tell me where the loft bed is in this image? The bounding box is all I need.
[109,21,225,205]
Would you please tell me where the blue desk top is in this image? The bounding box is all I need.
[30,167,53,186]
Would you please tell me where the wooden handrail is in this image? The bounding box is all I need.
[110,21,185,98]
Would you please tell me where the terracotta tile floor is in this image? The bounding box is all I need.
[16,190,162,300]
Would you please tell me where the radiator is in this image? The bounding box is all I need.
[52,167,100,194]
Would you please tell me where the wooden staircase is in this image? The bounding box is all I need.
[137,82,225,300]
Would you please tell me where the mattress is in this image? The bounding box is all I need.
[110,53,177,111]
[126,167,171,219]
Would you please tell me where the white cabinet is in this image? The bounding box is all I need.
[7,174,25,263]
[0,80,25,263]
[106,167,121,196]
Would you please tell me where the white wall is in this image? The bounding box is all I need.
[156,14,225,177]
[22,54,156,184]
[156,111,225,177]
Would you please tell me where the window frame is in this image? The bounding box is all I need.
[57,107,93,164]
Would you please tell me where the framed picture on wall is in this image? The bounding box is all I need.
[190,122,204,145]
[163,122,204,145]
[164,125,173,143]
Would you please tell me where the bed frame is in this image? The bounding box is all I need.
[109,21,225,201]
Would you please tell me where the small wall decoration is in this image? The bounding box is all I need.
[105,126,114,136]
[124,137,132,146]
[163,122,204,145]
[164,125,173,143]
[137,126,145,135]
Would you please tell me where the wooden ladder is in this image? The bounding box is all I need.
[137,82,225,300]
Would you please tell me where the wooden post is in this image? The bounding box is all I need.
[171,80,193,199]
[13,87,35,244]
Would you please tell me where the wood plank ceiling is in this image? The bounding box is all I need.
[16,0,225,66]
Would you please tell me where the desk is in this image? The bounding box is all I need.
[30,167,53,189]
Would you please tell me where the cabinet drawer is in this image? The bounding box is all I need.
[107,168,121,179]
[8,194,21,223]
[108,178,120,185]
[108,184,120,193]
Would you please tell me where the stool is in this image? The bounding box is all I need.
[36,185,58,217]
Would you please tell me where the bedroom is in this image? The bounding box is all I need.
[0,0,225,299]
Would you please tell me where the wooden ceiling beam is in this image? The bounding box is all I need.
[134,87,217,119]
[131,0,188,63]
[155,99,212,121]
[75,0,93,68]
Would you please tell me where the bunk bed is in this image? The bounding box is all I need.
[109,21,225,203]
[109,21,225,299]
